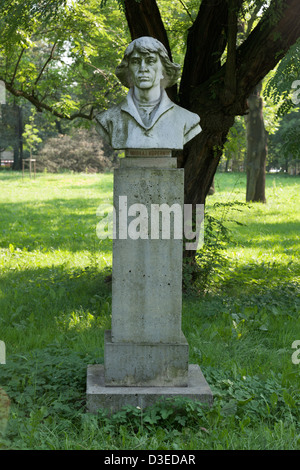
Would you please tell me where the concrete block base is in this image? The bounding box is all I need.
[86,364,213,415]
[104,330,189,387]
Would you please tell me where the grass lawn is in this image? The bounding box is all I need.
[0,170,299,450]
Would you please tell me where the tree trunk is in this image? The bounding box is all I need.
[245,83,267,203]
[12,105,22,170]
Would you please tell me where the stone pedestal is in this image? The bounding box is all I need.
[87,364,213,415]
[86,151,213,413]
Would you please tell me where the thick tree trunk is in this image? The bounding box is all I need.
[10,104,22,170]
[245,83,267,203]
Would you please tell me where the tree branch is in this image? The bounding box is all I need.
[123,0,171,55]
[245,1,263,36]
[3,80,93,121]
[179,0,230,108]
[10,47,25,87]
[236,0,300,104]
[177,0,193,23]
[223,0,239,105]
[34,41,57,87]
[190,0,300,117]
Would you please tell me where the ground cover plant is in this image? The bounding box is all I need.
[0,170,299,450]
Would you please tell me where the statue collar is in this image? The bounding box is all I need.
[121,88,174,130]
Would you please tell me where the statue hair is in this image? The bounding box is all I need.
[115,36,181,89]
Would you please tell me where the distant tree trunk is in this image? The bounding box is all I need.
[55,119,63,134]
[208,178,215,195]
[12,105,23,170]
[225,156,231,172]
[245,82,267,202]
[18,105,23,167]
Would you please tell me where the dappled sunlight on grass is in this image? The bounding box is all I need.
[0,173,114,254]
[205,172,300,296]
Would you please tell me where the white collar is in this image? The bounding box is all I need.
[121,88,174,130]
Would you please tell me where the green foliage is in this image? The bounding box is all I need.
[22,111,42,157]
[264,38,300,117]
[1,346,299,449]
[0,0,130,119]
[0,104,20,151]
[268,110,300,170]
[221,116,246,172]
[35,127,118,173]
[183,201,248,294]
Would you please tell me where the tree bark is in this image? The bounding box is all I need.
[245,83,267,203]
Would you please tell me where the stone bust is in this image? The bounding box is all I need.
[94,36,201,150]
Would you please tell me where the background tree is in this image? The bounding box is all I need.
[268,110,300,172]
[0,103,23,169]
[222,116,247,172]
[22,111,42,160]
[245,81,268,202]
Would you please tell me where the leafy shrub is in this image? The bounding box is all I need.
[183,202,247,294]
[36,127,119,173]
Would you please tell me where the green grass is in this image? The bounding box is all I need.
[0,170,299,450]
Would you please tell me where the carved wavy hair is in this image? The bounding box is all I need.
[115,36,181,89]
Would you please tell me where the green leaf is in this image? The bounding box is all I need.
[270,392,278,408]
[221,400,237,416]
[282,390,296,408]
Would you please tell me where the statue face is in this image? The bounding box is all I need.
[128,50,164,90]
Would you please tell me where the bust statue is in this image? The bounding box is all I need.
[94,36,201,150]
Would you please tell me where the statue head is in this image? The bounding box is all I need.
[115,36,181,90]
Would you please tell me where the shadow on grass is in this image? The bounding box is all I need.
[0,170,23,181]
[0,197,113,253]
[228,220,300,250]
[213,171,299,192]
[0,262,112,344]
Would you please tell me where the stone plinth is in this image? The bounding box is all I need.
[104,330,189,387]
[86,364,213,415]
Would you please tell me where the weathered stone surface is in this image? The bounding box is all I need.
[120,156,176,168]
[111,167,184,344]
[95,89,201,149]
[86,37,211,414]
[104,330,189,387]
[86,363,213,415]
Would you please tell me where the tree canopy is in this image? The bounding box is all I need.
[0,0,130,119]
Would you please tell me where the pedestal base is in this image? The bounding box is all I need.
[86,364,213,415]
[104,330,189,387]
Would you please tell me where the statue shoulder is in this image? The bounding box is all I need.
[173,103,200,126]
[171,103,201,144]
[94,102,122,126]
[93,101,125,145]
